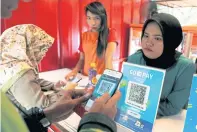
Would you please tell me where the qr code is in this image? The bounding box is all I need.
[97,80,115,95]
[125,81,150,111]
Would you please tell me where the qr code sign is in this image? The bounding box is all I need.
[128,83,147,105]
[125,81,150,111]
[97,80,115,95]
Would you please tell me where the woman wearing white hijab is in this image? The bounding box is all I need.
[0,24,83,109]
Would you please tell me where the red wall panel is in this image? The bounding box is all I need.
[110,0,122,60]
[7,2,34,24]
[1,0,145,72]
[59,0,81,69]
[1,1,34,33]
[34,0,60,71]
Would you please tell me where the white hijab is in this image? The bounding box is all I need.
[0,24,54,92]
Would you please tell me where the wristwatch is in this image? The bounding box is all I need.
[39,108,51,128]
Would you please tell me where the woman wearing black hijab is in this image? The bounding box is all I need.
[127,13,196,117]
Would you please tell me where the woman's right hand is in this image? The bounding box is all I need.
[88,91,121,119]
[65,69,78,81]
[44,89,92,123]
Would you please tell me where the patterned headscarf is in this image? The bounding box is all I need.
[0,24,54,92]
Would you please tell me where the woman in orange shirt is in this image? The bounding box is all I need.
[65,1,118,79]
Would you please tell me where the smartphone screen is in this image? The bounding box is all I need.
[85,69,123,111]
[70,76,82,83]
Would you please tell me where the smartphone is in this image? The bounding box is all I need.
[85,69,123,111]
[70,76,82,83]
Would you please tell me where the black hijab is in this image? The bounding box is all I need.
[141,13,183,69]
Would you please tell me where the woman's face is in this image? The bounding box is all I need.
[27,45,48,65]
[86,11,101,32]
[34,46,48,62]
[141,22,164,59]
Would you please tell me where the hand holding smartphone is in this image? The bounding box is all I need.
[85,69,123,111]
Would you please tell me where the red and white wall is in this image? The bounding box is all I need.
[1,0,148,72]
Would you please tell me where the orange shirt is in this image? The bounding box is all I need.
[79,28,117,75]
